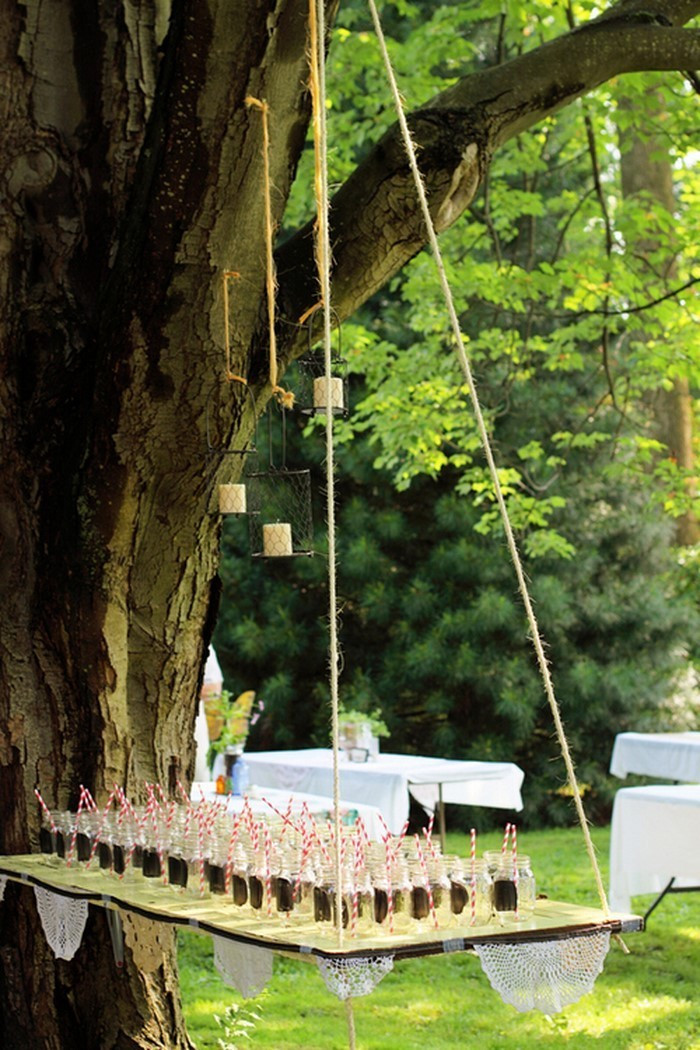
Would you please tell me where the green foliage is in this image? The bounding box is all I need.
[215,418,696,824]
[219,1,700,826]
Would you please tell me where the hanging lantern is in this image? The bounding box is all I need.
[294,309,349,417]
[246,406,313,557]
[205,377,257,517]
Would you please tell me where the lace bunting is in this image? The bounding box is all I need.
[213,936,273,998]
[317,954,395,1000]
[33,887,89,961]
[475,931,610,1014]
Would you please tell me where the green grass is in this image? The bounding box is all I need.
[179,825,700,1049]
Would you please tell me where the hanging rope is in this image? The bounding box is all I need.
[309,0,347,1001]
[365,0,621,941]
[245,96,295,409]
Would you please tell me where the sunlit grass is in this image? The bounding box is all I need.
[179,825,700,1049]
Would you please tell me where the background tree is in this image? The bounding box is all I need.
[1,1,699,1046]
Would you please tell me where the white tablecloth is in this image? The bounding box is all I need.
[610,731,700,782]
[241,749,524,834]
[609,784,700,912]
[191,783,386,841]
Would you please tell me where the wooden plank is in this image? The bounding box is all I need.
[0,854,642,961]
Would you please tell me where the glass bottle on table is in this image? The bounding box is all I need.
[490,852,536,923]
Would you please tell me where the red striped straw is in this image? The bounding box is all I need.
[351,835,361,938]
[470,828,477,926]
[384,840,395,934]
[280,796,294,841]
[197,808,206,896]
[421,823,440,862]
[377,812,391,844]
[87,788,117,868]
[176,779,191,809]
[501,822,511,855]
[355,815,370,851]
[414,833,438,929]
[391,820,409,863]
[121,807,150,878]
[263,824,273,917]
[155,782,168,808]
[301,805,331,864]
[511,823,518,917]
[225,813,243,893]
[293,833,314,901]
[34,788,57,833]
[262,796,301,835]
[67,788,87,867]
[82,786,98,811]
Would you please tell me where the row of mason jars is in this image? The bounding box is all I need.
[39,809,536,930]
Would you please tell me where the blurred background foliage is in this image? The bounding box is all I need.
[214,0,700,825]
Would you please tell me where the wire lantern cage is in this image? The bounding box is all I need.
[246,406,314,557]
[294,308,349,418]
[205,377,258,516]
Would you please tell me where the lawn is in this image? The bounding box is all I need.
[178,825,700,1049]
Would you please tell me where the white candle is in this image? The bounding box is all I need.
[263,522,293,557]
[313,376,344,412]
[219,484,247,514]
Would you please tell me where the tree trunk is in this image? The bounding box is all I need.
[619,92,699,545]
[1,1,699,1046]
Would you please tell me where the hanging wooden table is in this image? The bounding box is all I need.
[0,854,641,959]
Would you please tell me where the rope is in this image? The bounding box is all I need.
[245,96,294,409]
[345,997,357,1049]
[308,0,345,951]
[366,0,619,938]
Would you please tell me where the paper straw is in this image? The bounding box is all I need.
[263,824,273,917]
[176,779,192,808]
[501,822,511,855]
[121,807,150,878]
[87,788,116,869]
[391,820,409,862]
[225,814,243,893]
[67,788,86,867]
[414,833,438,929]
[385,841,395,934]
[197,808,206,896]
[511,823,519,917]
[421,822,440,862]
[470,828,477,926]
[261,796,301,835]
[355,815,371,851]
[351,836,361,937]
[34,788,57,833]
[377,812,391,844]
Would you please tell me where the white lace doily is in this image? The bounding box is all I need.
[122,911,173,973]
[0,875,7,902]
[213,936,273,998]
[475,931,610,1014]
[33,886,89,961]
[317,954,395,1000]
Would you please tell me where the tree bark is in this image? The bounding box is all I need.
[1,1,699,1045]
[619,91,699,545]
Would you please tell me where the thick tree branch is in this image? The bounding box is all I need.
[276,1,700,361]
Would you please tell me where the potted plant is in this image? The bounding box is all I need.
[338,707,389,761]
[206,690,263,773]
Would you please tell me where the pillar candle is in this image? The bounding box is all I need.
[313,376,344,412]
[219,484,247,514]
[263,522,293,557]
